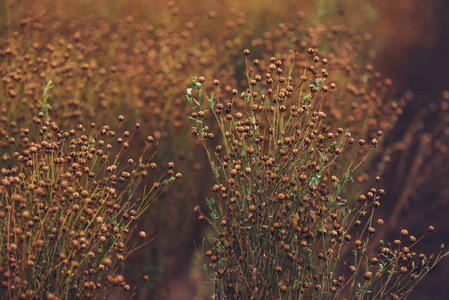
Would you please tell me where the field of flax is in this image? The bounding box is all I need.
[0,0,448,299]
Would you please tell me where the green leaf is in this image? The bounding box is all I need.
[213,164,220,178]
[162,176,175,185]
[186,94,193,105]
[336,186,344,196]
[209,93,217,107]
[303,93,312,103]
[293,280,301,288]
[310,78,326,91]
[309,170,322,187]
[41,80,53,121]
[336,170,353,196]
[206,197,217,220]
[318,151,328,162]
[43,80,53,103]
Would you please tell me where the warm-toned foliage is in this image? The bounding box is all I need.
[188,51,447,299]
[0,0,447,298]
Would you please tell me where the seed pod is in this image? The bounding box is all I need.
[363,271,372,280]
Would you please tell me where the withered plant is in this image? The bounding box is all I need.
[188,50,447,299]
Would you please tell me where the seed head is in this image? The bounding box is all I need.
[363,271,372,280]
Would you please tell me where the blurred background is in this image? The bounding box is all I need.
[375,0,449,299]
[1,0,448,299]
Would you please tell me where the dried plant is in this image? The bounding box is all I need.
[0,93,180,299]
[188,50,447,299]
[0,0,446,298]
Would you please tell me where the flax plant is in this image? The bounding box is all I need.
[188,50,447,299]
[0,101,180,299]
